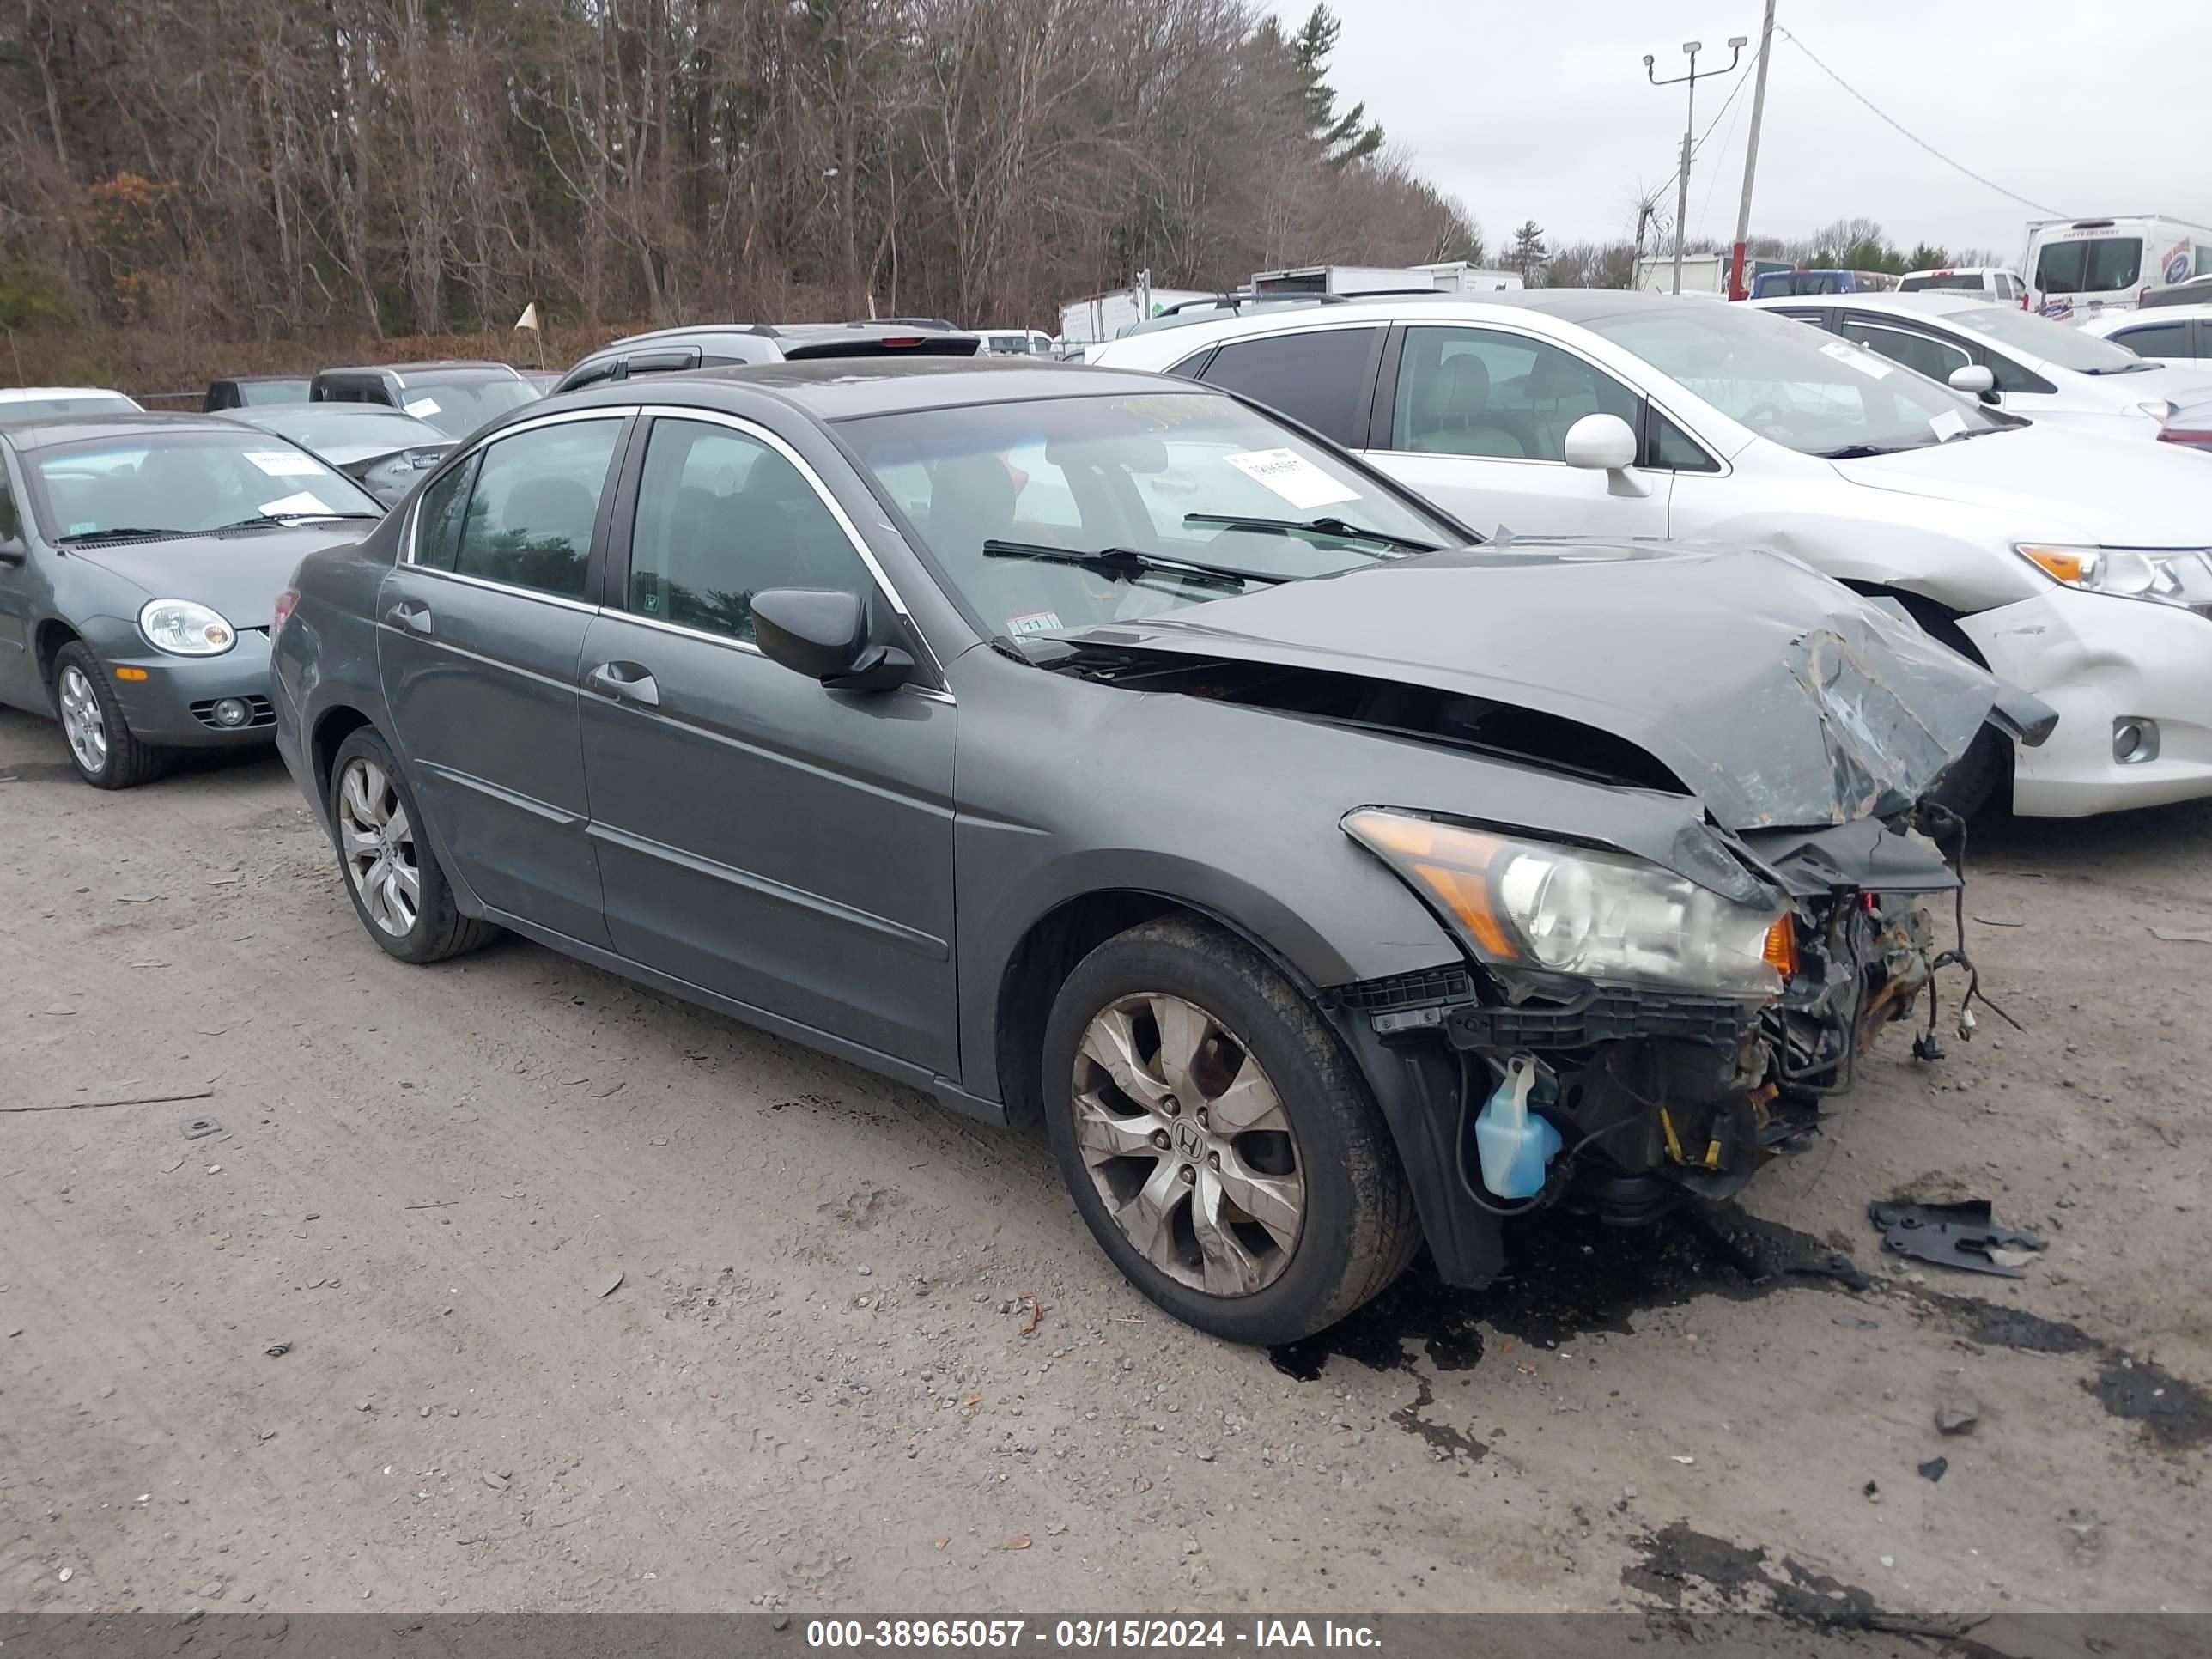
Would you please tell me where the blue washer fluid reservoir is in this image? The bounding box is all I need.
[1474,1055,1562,1200]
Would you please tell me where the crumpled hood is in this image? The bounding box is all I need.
[1833,422,2211,544]
[65,524,374,626]
[1056,541,2018,832]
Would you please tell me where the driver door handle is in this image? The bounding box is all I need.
[384,599,434,635]
[584,660,660,708]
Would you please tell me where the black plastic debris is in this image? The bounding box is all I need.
[1869,1199,2047,1278]
[1788,1254,1874,1292]
[1918,1456,1948,1482]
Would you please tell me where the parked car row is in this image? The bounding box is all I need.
[0,287,2201,1346]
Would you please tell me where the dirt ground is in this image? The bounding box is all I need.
[3,704,2208,1626]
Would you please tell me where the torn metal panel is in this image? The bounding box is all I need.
[1051,540,2025,832]
[1869,1199,2048,1277]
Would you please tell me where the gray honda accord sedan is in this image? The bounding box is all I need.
[1,413,383,787]
[270,358,2048,1344]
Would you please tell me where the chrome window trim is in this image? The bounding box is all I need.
[587,605,956,707]
[400,565,601,615]
[628,404,947,680]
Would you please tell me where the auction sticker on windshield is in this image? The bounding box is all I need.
[404,398,441,418]
[1224,448,1360,510]
[1819,339,1893,379]
[247,450,325,477]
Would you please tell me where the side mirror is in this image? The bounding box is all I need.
[0,534,26,567]
[750,587,914,692]
[1948,363,1996,397]
[1560,413,1650,498]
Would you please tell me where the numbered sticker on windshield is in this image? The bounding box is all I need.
[1818,339,1893,380]
[246,450,325,477]
[1005,611,1063,636]
[404,398,441,418]
[258,490,336,517]
[1223,448,1361,510]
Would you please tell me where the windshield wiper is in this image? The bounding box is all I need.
[1814,441,1929,459]
[981,538,1288,589]
[2081,362,2154,376]
[1181,512,1438,553]
[207,511,382,532]
[56,526,185,544]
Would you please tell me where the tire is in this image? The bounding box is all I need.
[1041,916,1419,1345]
[52,641,165,789]
[327,726,498,963]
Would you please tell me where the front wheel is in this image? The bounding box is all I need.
[53,643,164,789]
[1041,917,1419,1345]
[328,726,498,963]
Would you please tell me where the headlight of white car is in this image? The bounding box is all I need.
[138,598,237,656]
[1344,809,1786,999]
[2017,544,2212,612]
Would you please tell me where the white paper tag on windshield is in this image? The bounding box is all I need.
[258,490,336,518]
[1819,339,1893,380]
[1223,448,1360,510]
[404,398,441,418]
[246,449,323,477]
[1005,610,1062,636]
[1929,408,1968,441]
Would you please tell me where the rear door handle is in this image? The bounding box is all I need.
[384,599,434,635]
[584,660,660,708]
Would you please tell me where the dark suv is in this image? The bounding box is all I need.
[309,362,539,440]
[550,323,978,396]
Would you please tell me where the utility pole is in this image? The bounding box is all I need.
[1729,0,1778,300]
[1645,33,1746,295]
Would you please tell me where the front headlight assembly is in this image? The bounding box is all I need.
[138,598,236,656]
[2018,544,2212,613]
[1345,809,1786,1000]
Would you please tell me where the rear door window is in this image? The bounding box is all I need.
[1390,326,1640,461]
[449,419,623,599]
[1194,327,1385,447]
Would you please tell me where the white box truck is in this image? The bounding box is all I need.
[1058,282,1213,347]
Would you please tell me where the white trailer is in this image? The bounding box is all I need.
[1057,282,1213,346]
[1249,264,1449,297]
[1413,262,1524,295]
[1633,252,1731,296]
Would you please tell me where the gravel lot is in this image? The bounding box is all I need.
[3,704,2208,1622]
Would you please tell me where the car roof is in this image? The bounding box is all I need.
[210,374,310,385]
[1750,291,1991,319]
[554,356,1192,422]
[1099,288,1731,356]
[233,400,422,416]
[576,320,977,360]
[0,410,262,447]
[316,361,522,379]
[1903,267,2015,278]
[0,386,136,401]
[2082,304,2212,330]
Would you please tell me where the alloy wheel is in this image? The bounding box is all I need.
[337,756,421,938]
[57,665,108,775]
[1069,992,1306,1297]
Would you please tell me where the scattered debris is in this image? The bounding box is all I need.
[58,1567,73,1583]
[1669,1455,1696,1466]
[589,1271,624,1298]
[1,1088,216,1116]
[1972,915,2025,927]
[1863,1480,1881,1504]
[404,1200,459,1212]
[43,1004,76,1017]
[182,1116,222,1139]
[934,1539,949,1550]
[1936,1394,1982,1436]
[2150,927,2212,945]
[1869,1199,2045,1278]
[1917,1456,1948,1482]
[1018,1292,1048,1336]
[482,1471,511,1491]
[355,1397,373,1412]
[1787,1255,1874,1292]
[998,1534,1031,1551]
[962,1394,982,1408]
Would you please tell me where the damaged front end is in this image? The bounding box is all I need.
[1325,803,1984,1287]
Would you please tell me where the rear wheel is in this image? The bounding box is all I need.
[53,643,164,789]
[328,726,497,963]
[1041,917,1419,1345]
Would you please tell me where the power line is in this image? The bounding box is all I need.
[1778,25,2067,218]
[1694,41,1756,241]
[1641,49,1756,228]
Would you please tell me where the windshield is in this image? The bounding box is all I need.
[838,391,1460,639]
[235,379,312,405]
[395,377,539,436]
[1,393,140,420]
[1942,305,2148,372]
[2034,235,2142,296]
[1580,303,2009,455]
[246,407,443,451]
[28,431,383,540]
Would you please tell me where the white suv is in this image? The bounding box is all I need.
[1091,292,2212,817]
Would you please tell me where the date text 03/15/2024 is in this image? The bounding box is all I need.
[804,1621,1382,1650]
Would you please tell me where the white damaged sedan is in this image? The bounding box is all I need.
[1093,292,2212,817]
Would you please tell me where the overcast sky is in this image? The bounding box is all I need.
[1273,0,2212,260]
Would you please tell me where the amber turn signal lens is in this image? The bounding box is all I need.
[114,666,149,681]
[1762,916,1799,976]
[2021,547,2089,583]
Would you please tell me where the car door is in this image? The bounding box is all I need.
[1360,323,1672,538]
[1833,316,1974,386]
[0,447,43,711]
[376,408,631,948]
[575,409,959,1074]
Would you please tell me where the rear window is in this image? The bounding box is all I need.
[1195,327,1386,447]
[236,379,312,405]
[2034,236,2142,295]
[1899,274,1985,293]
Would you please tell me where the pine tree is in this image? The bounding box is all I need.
[1291,6,1384,167]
